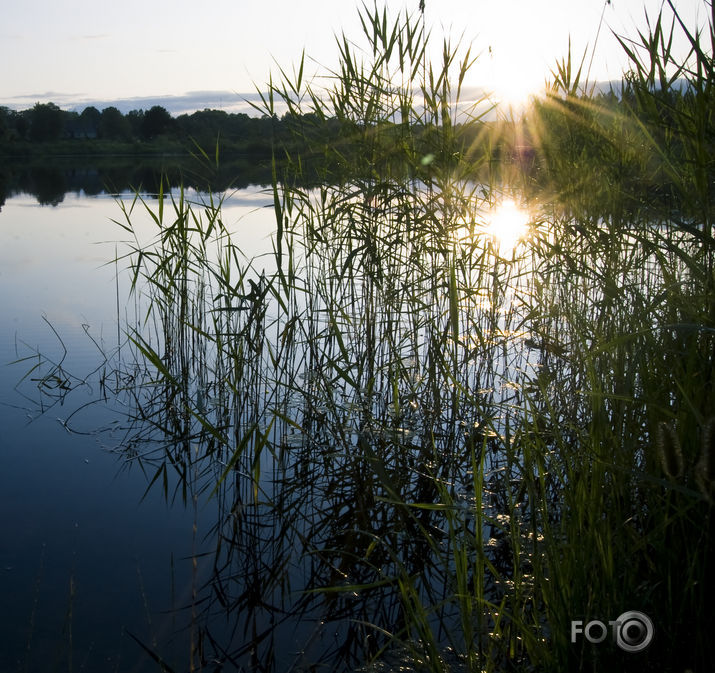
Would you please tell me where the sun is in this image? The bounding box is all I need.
[478,16,550,111]
[487,54,545,110]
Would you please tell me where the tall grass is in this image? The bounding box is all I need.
[34,1,712,671]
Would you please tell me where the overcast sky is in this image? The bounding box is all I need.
[0,0,708,114]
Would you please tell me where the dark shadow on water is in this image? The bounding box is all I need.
[0,156,278,207]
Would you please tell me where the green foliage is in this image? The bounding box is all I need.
[527,1,714,228]
[141,105,175,140]
[28,102,64,142]
[99,105,132,140]
[79,105,101,138]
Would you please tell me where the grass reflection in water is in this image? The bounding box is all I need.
[94,174,712,671]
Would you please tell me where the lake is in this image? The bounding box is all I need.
[0,183,296,672]
[1,155,711,673]
[4,3,715,665]
[1,168,538,671]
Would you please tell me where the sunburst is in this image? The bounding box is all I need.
[484,199,531,253]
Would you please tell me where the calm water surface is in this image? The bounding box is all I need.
[1,180,548,672]
[0,188,277,671]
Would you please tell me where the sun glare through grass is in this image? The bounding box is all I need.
[485,198,531,253]
[491,67,544,111]
[482,20,549,111]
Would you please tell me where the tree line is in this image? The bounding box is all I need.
[0,100,504,163]
[0,102,323,157]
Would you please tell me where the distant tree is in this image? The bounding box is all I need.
[99,106,131,140]
[63,110,81,139]
[142,105,174,139]
[29,102,64,142]
[126,109,145,139]
[175,109,234,149]
[79,106,101,138]
[15,110,30,139]
[0,106,9,140]
[228,112,252,138]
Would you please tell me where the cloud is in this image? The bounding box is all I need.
[79,91,266,115]
[0,90,269,116]
[70,34,111,41]
[1,91,88,108]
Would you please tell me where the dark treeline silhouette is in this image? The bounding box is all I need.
[0,102,345,160]
[0,101,502,169]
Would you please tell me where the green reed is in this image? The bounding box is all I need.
[88,2,715,671]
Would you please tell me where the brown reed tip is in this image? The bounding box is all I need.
[695,417,715,502]
[656,421,683,480]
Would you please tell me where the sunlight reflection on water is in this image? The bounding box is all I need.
[484,198,532,254]
[452,196,532,258]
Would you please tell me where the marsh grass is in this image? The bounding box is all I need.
[15,1,714,671]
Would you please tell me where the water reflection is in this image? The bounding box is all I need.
[484,198,531,254]
[0,189,274,671]
[68,181,559,669]
[4,177,710,670]
[5,180,550,669]
[0,156,342,210]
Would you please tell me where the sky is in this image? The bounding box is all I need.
[0,0,709,116]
